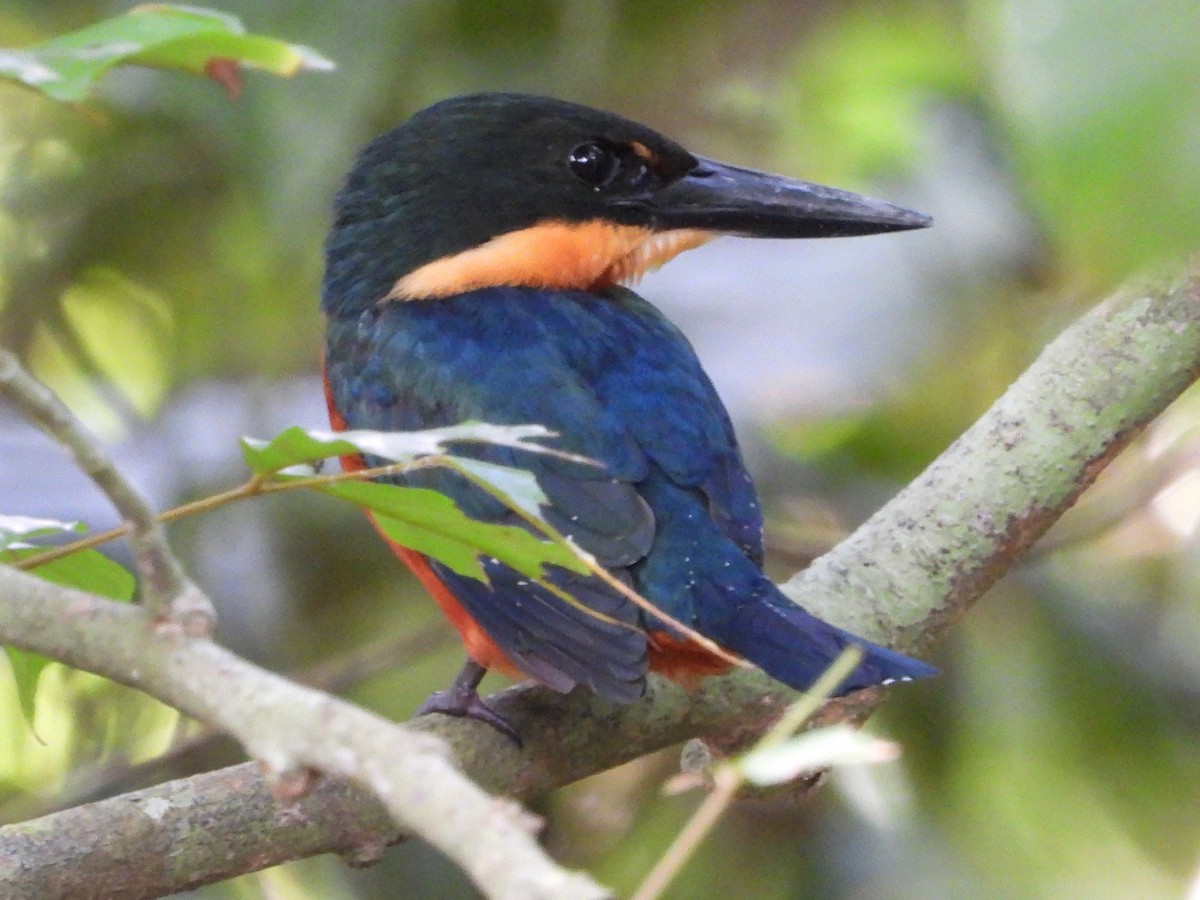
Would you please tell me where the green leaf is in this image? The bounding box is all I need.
[246,424,595,589]
[2,546,135,728]
[0,4,334,103]
[240,423,580,476]
[738,725,899,787]
[14,548,137,603]
[243,423,593,521]
[0,515,83,552]
[312,479,588,580]
[4,647,48,734]
[451,458,547,518]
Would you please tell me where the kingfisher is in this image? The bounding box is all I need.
[322,93,935,741]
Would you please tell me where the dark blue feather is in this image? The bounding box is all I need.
[325,285,935,698]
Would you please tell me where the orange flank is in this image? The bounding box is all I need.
[387,220,712,300]
[322,364,736,691]
[647,631,735,689]
[323,371,523,678]
[370,523,525,679]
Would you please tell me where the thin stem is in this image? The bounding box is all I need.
[631,768,741,900]
[754,645,864,750]
[11,408,738,667]
[631,645,864,900]
[14,458,434,571]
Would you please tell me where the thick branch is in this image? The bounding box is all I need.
[783,261,1200,646]
[0,566,606,900]
[0,667,865,900]
[0,350,207,625]
[3,260,1200,897]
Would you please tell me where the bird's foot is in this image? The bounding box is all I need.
[415,660,523,747]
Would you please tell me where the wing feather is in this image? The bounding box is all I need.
[325,285,767,697]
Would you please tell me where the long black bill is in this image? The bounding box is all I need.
[643,155,931,238]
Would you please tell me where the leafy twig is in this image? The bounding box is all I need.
[16,436,744,669]
[0,5,334,104]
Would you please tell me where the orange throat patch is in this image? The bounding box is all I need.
[387,220,714,300]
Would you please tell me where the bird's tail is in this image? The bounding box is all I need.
[705,583,937,695]
[635,470,935,695]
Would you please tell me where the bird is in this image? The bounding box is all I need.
[321,93,936,742]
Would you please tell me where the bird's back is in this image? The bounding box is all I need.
[326,285,935,697]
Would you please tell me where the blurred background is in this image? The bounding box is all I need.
[2,0,1200,897]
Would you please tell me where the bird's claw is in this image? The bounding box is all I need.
[416,688,523,747]
[415,660,523,746]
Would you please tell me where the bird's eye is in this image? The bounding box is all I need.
[568,142,619,187]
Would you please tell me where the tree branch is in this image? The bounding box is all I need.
[3,259,1200,897]
[0,350,209,626]
[784,260,1200,647]
[0,564,607,900]
[0,622,456,824]
[0,660,871,900]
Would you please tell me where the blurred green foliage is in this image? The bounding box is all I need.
[0,4,332,102]
[2,1,1200,898]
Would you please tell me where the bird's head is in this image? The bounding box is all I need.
[323,93,930,314]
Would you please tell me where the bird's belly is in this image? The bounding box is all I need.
[369,518,525,679]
